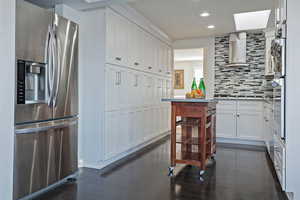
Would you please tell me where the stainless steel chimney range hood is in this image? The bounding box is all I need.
[226,32,249,67]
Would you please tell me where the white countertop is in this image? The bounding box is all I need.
[162,98,217,103]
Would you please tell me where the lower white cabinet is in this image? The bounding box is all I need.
[216,100,264,141]
[216,101,236,138]
[236,111,263,140]
[216,111,236,138]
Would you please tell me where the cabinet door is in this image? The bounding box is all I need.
[157,43,164,74]
[154,39,160,74]
[128,110,135,147]
[236,101,263,141]
[155,78,163,105]
[106,9,116,65]
[119,68,128,110]
[149,36,157,73]
[216,101,237,138]
[166,46,173,76]
[144,33,154,72]
[148,76,155,106]
[129,25,143,69]
[119,111,130,152]
[126,70,136,109]
[216,111,236,138]
[162,44,168,75]
[236,112,263,140]
[105,65,119,111]
[106,10,127,66]
[104,111,119,159]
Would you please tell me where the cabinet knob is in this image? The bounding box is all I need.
[148,66,152,70]
[134,62,139,66]
[236,114,240,117]
[115,57,122,61]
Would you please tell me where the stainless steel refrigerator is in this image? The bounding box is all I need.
[14,1,79,199]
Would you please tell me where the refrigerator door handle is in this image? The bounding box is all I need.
[53,25,61,107]
[46,25,56,107]
[15,118,78,135]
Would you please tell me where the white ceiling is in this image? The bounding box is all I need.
[31,0,275,40]
[174,48,203,62]
[128,0,275,40]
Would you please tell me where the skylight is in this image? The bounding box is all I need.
[234,10,271,31]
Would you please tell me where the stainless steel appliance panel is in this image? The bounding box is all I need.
[15,0,53,124]
[14,118,78,200]
[13,129,48,200]
[52,14,79,119]
[16,0,53,63]
[15,103,52,124]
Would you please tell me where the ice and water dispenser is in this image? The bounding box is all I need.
[17,60,46,104]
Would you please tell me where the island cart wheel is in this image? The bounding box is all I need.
[199,170,205,176]
[168,167,175,176]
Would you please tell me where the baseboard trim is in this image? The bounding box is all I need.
[81,131,171,170]
[217,137,266,147]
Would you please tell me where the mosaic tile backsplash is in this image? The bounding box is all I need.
[214,32,270,98]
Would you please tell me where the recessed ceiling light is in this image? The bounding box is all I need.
[200,12,210,17]
[207,25,215,29]
[234,10,271,31]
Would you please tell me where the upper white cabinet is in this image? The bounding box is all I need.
[105,9,173,77]
[106,9,129,67]
[216,101,264,141]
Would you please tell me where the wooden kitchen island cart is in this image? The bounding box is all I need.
[162,98,217,177]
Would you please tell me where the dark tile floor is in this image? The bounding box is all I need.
[33,139,287,200]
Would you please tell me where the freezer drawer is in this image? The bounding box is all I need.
[13,118,78,200]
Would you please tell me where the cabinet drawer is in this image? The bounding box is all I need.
[217,101,236,111]
[175,105,205,118]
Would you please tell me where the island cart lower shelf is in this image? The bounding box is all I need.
[163,100,217,176]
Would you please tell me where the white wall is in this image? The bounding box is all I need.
[285,0,300,199]
[0,0,15,199]
[79,9,106,168]
[174,60,203,97]
[56,5,106,168]
[173,37,215,99]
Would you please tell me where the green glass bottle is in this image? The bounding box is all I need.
[199,78,206,97]
[191,78,197,91]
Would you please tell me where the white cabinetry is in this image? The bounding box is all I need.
[105,9,173,77]
[103,8,173,161]
[216,100,264,141]
[80,7,172,168]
